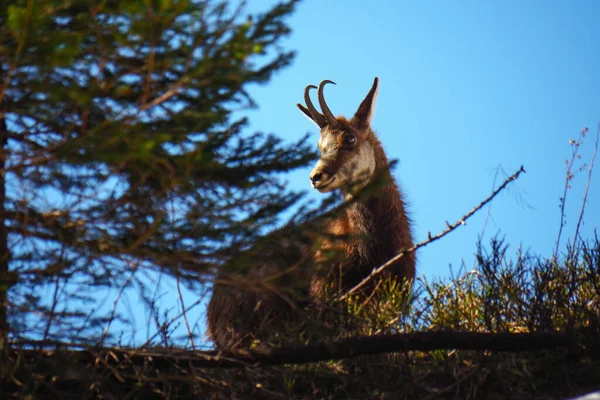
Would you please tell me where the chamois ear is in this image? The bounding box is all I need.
[351,77,379,128]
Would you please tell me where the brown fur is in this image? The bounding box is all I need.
[310,118,415,299]
[207,230,314,349]
[207,78,415,349]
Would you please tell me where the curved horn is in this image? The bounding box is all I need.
[303,85,326,128]
[318,80,338,127]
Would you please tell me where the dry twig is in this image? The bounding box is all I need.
[571,122,600,260]
[343,166,526,298]
[555,128,589,258]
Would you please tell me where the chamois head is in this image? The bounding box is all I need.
[298,77,380,194]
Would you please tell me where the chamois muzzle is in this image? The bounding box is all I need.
[309,168,335,192]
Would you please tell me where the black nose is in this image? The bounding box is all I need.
[310,172,322,183]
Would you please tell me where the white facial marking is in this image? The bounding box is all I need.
[340,143,376,190]
[311,127,339,193]
[312,125,378,194]
[318,127,338,161]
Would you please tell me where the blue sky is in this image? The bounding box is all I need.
[243,0,600,278]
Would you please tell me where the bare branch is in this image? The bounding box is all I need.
[555,128,588,258]
[343,166,526,298]
[176,274,196,350]
[98,264,139,347]
[571,122,600,260]
[20,330,569,370]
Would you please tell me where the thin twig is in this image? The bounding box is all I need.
[138,296,206,350]
[342,166,526,298]
[480,165,504,240]
[555,129,587,258]
[42,274,62,343]
[41,247,66,343]
[98,264,139,347]
[176,274,196,350]
[571,122,600,260]
[138,80,188,112]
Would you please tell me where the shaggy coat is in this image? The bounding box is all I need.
[207,78,415,349]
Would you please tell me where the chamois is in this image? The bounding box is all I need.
[298,77,415,300]
[207,77,415,349]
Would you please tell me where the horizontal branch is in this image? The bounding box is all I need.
[20,330,569,370]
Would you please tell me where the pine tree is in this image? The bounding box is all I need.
[0,0,311,347]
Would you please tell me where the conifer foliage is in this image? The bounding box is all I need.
[0,0,309,347]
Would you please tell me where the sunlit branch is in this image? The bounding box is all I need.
[343,166,526,298]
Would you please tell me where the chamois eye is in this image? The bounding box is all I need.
[342,134,356,146]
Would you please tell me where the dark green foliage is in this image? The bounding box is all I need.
[0,0,310,346]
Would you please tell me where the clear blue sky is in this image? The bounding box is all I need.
[97,0,600,347]
[244,0,600,278]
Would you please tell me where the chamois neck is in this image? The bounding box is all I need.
[347,171,401,223]
[344,133,405,235]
